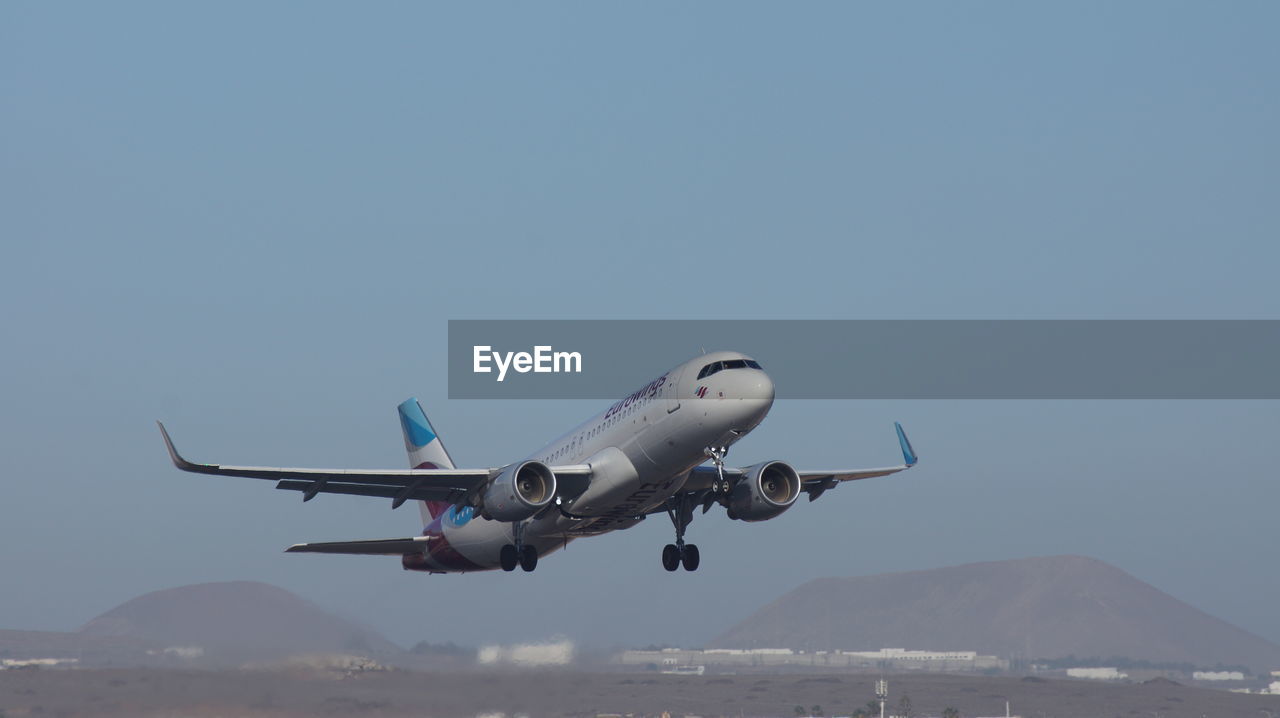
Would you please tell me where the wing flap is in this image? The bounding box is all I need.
[274,480,464,503]
[158,421,492,487]
[687,422,919,500]
[797,466,912,483]
[158,421,596,506]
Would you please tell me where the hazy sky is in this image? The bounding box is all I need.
[3,2,1278,650]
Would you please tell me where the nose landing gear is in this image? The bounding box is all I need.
[704,445,730,493]
[500,520,538,572]
[662,493,700,572]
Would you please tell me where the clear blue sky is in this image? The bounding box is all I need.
[3,2,1278,650]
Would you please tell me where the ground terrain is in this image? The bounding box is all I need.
[2,668,1277,718]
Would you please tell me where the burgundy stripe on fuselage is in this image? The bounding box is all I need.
[424,533,484,571]
[413,471,484,571]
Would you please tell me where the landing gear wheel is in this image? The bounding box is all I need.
[665,491,704,573]
[662,544,680,572]
[520,544,538,572]
[681,544,700,572]
[499,544,519,572]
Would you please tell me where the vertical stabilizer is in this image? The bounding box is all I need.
[397,398,457,524]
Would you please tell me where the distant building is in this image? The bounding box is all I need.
[0,658,79,670]
[270,653,386,674]
[845,647,981,662]
[478,640,574,666]
[1066,667,1127,680]
[618,647,1006,672]
[1192,671,1245,681]
[145,646,205,659]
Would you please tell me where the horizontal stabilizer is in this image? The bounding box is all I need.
[285,536,433,555]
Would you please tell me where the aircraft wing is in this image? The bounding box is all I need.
[686,422,918,501]
[157,422,591,508]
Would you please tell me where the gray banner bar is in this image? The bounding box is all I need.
[447,320,1280,399]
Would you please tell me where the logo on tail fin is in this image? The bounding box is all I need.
[397,398,458,522]
[398,398,439,448]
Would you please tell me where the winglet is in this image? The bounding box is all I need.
[895,421,918,467]
[156,421,200,471]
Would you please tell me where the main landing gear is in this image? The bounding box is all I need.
[500,521,538,572]
[663,493,700,572]
[662,445,731,572]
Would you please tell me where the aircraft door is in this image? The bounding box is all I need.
[664,364,685,414]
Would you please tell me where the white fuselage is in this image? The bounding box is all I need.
[414,351,775,572]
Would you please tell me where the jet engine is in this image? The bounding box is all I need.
[726,460,801,522]
[481,461,557,522]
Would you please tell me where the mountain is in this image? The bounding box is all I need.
[709,555,1280,670]
[78,581,402,664]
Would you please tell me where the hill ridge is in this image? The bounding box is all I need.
[709,555,1280,670]
[77,579,402,663]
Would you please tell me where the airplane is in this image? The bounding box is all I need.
[158,351,917,573]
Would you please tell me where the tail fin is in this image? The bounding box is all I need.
[397,398,457,523]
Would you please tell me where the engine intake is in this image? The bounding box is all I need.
[481,460,557,522]
[727,460,801,522]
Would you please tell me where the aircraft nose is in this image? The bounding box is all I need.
[731,370,774,429]
[740,371,775,403]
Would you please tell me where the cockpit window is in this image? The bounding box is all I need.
[696,361,720,379]
[696,358,763,379]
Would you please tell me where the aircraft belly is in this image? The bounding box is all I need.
[562,446,642,516]
[426,515,568,572]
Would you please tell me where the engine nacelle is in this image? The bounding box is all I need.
[726,460,802,522]
[481,461,557,522]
